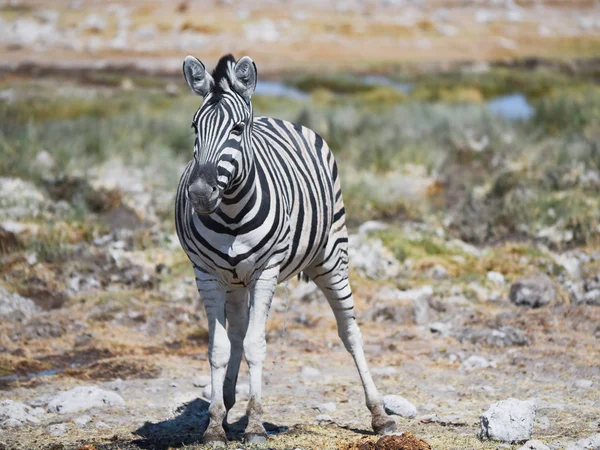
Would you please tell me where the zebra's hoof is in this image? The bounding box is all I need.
[373,415,397,435]
[244,432,267,444]
[202,430,228,446]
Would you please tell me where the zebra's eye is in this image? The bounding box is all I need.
[231,123,245,135]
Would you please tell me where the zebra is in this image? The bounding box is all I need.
[175,54,396,445]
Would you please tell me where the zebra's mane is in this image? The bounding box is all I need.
[210,54,237,100]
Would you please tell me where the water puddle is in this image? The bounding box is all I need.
[485,93,535,121]
[362,75,414,94]
[255,80,309,100]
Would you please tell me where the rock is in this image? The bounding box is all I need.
[429,322,452,337]
[535,416,550,430]
[487,271,506,287]
[383,395,417,418]
[202,385,211,399]
[0,177,48,220]
[518,440,551,450]
[315,414,333,423]
[169,382,178,388]
[509,275,556,308]
[135,24,157,40]
[456,326,530,348]
[0,400,45,428]
[301,366,321,381]
[0,286,40,321]
[581,289,600,306]
[47,386,125,414]
[73,415,92,428]
[427,264,449,280]
[565,434,600,450]
[348,235,400,280]
[33,150,55,172]
[573,379,593,389]
[314,402,336,413]
[460,355,495,372]
[46,423,71,437]
[479,398,536,443]
[192,375,211,387]
[412,295,430,325]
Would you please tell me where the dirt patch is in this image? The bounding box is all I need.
[341,433,431,450]
[65,357,161,381]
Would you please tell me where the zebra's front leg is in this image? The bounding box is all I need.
[242,267,278,444]
[198,280,230,446]
[223,288,249,423]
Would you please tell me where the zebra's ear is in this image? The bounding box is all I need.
[183,55,214,97]
[233,56,257,100]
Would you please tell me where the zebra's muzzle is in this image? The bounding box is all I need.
[187,178,222,214]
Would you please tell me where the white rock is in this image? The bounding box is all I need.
[509,275,555,308]
[348,235,400,280]
[193,375,211,387]
[573,379,593,389]
[460,355,494,372]
[73,415,92,428]
[427,264,449,280]
[0,400,45,428]
[372,366,397,376]
[518,440,551,450]
[0,286,40,320]
[429,321,452,337]
[536,415,550,430]
[301,366,321,380]
[83,13,106,32]
[33,150,55,171]
[202,385,211,399]
[565,434,600,450]
[358,220,388,236]
[487,271,506,287]
[314,402,336,413]
[479,398,536,443]
[46,423,71,437]
[383,395,417,418]
[47,386,125,414]
[315,414,333,422]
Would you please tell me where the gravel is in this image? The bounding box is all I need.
[479,398,536,443]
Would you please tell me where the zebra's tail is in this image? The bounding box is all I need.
[297,271,310,283]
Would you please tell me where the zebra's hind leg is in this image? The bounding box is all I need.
[223,288,249,424]
[304,260,396,435]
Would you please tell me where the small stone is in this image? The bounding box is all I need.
[46,423,71,437]
[487,271,506,287]
[509,275,556,308]
[427,264,449,280]
[460,355,494,372]
[169,382,178,388]
[429,322,452,337]
[535,416,550,430]
[301,366,321,380]
[315,414,333,423]
[73,415,92,428]
[314,402,336,413]
[517,440,551,450]
[47,386,125,414]
[193,375,211,387]
[573,379,593,389]
[383,395,417,418]
[479,398,536,443]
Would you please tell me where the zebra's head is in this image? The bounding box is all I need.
[182,54,257,214]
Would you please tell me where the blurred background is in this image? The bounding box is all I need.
[1,1,600,449]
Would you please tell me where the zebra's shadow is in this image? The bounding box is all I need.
[133,398,287,449]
